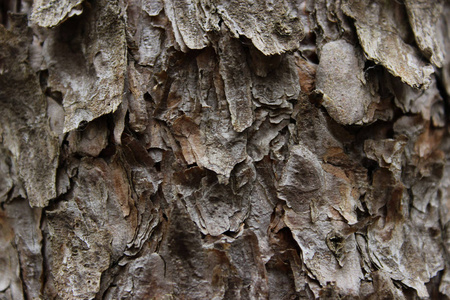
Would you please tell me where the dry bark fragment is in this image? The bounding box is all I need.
[0,209,25,300]
[342,0,434,88]
[217,0,305,55]
[252,54,300,107]
[173,163,252,236]
[316,39,379,125]
[43,156,140,299]
[67,117,109,157]
[3,199,43,300]
[310,0,355,46]
[0,15,59,207]
[278,144,324,212]
[218,33,254,133]
[30,0,84,27]
[442,3,450,97]
[103,251,169,299]
[164,0,209,51]
[1,0,450,299]
[158,201,214,299]
[42,0,126,133]
[391,76,445,127]
[404,0,445,68]
[284,208,364,297]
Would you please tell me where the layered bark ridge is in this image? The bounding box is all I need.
[0,0,450,299]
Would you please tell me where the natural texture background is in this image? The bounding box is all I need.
[1,0,450,299]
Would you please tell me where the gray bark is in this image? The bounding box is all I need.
[1,0,450,299]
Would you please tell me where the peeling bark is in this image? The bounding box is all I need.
[1,0,450,299]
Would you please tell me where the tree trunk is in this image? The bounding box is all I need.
[1,0,450,299]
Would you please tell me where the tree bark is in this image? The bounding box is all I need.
[1,0,450,299]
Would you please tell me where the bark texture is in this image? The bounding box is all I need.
[1,0,450,299]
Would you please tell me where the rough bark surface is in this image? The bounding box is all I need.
[1,0,450,299]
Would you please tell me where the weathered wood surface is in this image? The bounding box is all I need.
[0,0,450,299]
